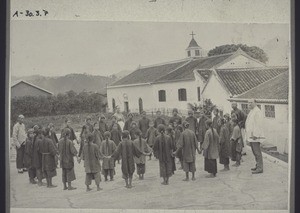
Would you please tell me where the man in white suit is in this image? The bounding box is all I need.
[245,99,265,174]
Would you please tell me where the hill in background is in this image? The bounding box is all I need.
[11,73,116,95]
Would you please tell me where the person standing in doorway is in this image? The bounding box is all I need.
[12,114,27,173]
[245,99,265,174]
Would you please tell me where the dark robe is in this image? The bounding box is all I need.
[202,128,220,174]
[133,138,152,164]
[79,124,94,157]
[231,108,247,128]
[169,115,182,127]
[58,138,78,169]
[138,117,150,138]
[225,120,234,138]
[146,127,158,147]
[123,118,133,131]
[81,143,102,173]
[39,137,58,177]
[32,135,44,169]
[111,139,142,179]
[93,129,102,149]
[153,134,174,178]
[129,127,140,141]
[99,121,109,139]
[110,128,122,147]
[196,116,207,144]
[176,129,198,163]
[219,125,230,164]
[186,116,197,133]
[154,117,166,128]
[212,115,221,134]
[100,139,117,170]
[24,137,34,168]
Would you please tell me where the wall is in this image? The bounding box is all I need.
[11,83,52,98]
[217,55,265,69]
[237,102,289,154]
[202,73,232,114]
[107,84,154,113]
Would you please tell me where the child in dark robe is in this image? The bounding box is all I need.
[133,130,152,180]
[99,114,109,140]
[61,119,78,143]
[58,128,79,190]
[110,123,122,164]
[111,130,144,189]
[146,121,158,160]
[40,128,58,188]
[224,113,234,138]
[230,118,243,167]
[32,128,46,186]
[78,117,94,157]
[202,119,220,178]
[24,128,37,184]
[212,108,221,134]
[79,133,103,192]
[166,126,176,174]
[100,131,117,181]
[153,124,175,185]
[138,111,150,139]
[154,110,166,128]
[93,122,102,149]
[129,121,139,141]
[123,112,134,131]
[108,116,122,131]
[219,118,231,171]
[48,123,59,168]
[174,121,201,181]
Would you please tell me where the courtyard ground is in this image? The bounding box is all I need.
[9,143,289,212]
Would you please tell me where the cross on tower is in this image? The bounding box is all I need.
[190,31,196,39]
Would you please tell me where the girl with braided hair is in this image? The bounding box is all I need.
[153,124,174,185]
[100,131,116,181]
[111,130,145,188]
[58,128,78,190]
[202,119,220,178]
[133,129,152,180]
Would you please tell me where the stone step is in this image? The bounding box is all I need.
[266,150,279,156]
[261,143,277,151]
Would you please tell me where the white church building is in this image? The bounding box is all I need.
[107,36,288,117]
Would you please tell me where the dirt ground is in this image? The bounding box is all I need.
[9,143,289,211]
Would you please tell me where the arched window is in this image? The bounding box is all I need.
[178,88,187,101]
[158,90,166,102]
[112,98,116,111]
[138,98,143,114]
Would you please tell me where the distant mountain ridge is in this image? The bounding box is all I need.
[11,73,116,95]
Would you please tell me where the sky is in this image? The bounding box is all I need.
[10,21,289,77]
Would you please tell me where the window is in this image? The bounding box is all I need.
[158,90,166,102]
[197,87,201,101]
[241,103,249,114]
[265,105,275,118]
[112,98,116,111]
[187,50,191,57]
[178,88,187,101]
[195,50,200,56]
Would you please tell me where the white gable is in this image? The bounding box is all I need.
[217,54,265,69]
[202,73,232,113]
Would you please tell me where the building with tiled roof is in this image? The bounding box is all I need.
[107,35,288,118]
[227,71,289,154]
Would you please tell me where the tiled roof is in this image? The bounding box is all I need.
[187,38,200,48]
[216,67,288,96]
[236,71,288,100]
[111,60,189,86]
[155,53,233,82]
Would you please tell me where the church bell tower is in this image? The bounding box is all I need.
[186,32,205,58]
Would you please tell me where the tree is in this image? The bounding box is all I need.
[187,99,216,118]
[208,44,268,63]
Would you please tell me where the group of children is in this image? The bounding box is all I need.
[19,106,246,191]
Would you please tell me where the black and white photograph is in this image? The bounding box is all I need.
[8,0,292,212]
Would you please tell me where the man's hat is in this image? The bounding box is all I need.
[173,108,178,113]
